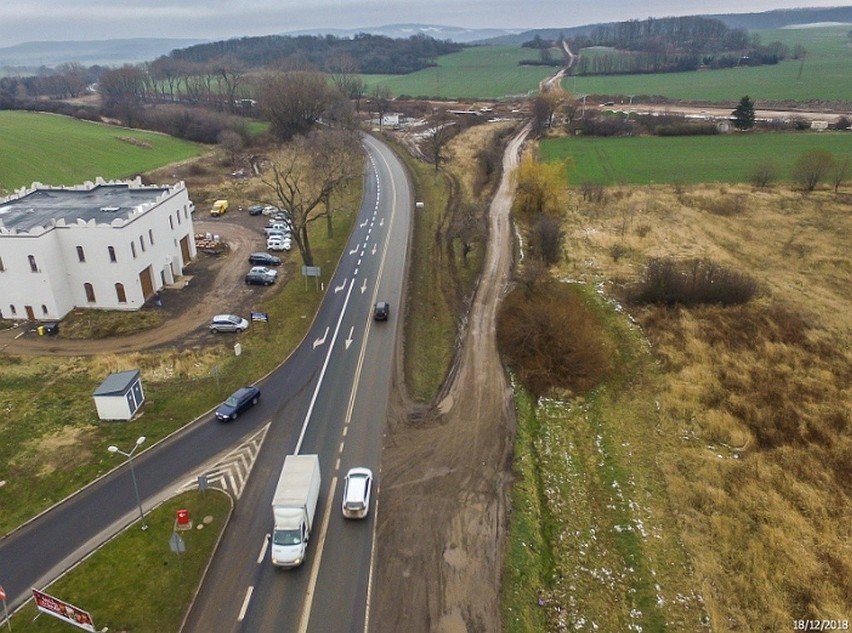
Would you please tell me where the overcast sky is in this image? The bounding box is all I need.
[0,1,847,47]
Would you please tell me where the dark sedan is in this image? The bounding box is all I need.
[248,252,282,266]
[215,386,261,421]
[245,270,276,286]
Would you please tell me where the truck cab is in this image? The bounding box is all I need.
[271,509,309,568]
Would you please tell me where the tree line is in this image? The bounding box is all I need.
[525,16,803,75]
[167,33,464,75]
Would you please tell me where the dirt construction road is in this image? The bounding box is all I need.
[372,125,530,633]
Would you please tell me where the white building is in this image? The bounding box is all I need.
[0,177,197,322]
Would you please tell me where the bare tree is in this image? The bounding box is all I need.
[371,85,391,129]
[260,71,334,141]
[422,109,456,172]
[327,53,366,111]
[829,155,850,193]
[750,161,778,188]
[98,65,147,126]
[260,129,361,266]
[530,213,564,265]
[447,201,486,266]
[792,150,834,192]
[210,56,246,112]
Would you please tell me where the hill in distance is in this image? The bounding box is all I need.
[2,7,850,73]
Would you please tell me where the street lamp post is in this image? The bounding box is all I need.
[108,436,147,530]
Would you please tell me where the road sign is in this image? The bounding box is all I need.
[250,311,269,322]
[0,585,5,600]
[169,532,186,554]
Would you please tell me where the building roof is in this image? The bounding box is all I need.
[93,369,141,396]
[0,181,170,234]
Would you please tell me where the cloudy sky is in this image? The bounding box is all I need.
[0,0,846,46]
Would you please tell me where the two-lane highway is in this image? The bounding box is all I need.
[0,134,412,633]
[183,134,411,633]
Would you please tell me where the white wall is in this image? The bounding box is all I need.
[0,181,196,321]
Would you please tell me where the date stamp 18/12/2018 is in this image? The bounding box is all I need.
[793,621,849,631]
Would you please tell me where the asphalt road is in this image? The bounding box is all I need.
[0,134,412,630]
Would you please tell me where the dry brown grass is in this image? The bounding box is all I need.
[556,183,852,629]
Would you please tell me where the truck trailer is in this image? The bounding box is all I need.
[270,454,321,568]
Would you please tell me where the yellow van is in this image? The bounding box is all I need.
[210,199,229,216]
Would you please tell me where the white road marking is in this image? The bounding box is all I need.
[297,476,339,633]
[257,536,269,564]
[237,586,253,622]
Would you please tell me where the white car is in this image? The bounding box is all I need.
[342,467,373,519]
[265,222,292,236]
[267,236,292,251]
[261,205,280,216]
[249,266,278,278]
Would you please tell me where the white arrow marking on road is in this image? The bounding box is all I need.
[334,279,347,293]
[360,219,368,227]
[313,327,329,349]
[371,243,377,256]
[379,217,384,227]
[360,279,367,294]
[349,246,358,255]
[345,326,354,349]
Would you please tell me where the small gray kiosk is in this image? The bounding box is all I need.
[93,370,144,421]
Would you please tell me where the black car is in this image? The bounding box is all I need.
[248,252,282,266]
[245,270,276,286]
[374,301,390,321]
[248,204,265,216]
[215,386,261,421]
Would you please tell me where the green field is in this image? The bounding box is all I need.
[540,131,852,185]
[362,25,852,102]
[562,25,852,103]
[361,45,555,99]
[0,111,206,192]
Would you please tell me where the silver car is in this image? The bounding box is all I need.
[210,314,249,333]
[342,467,373,519]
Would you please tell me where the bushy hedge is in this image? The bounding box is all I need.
[629,257,759,306]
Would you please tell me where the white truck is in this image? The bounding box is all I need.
[270,454,321,568]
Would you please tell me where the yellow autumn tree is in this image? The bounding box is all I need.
[511,154,571,220]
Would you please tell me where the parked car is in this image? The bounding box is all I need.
[261,205,280,216]
[245,270,276,286]
[249,265,278,279]
[209,314,249,333]
[248,252,282,266]
[267,236,292,252]
[265,222,292,236]
[374,301,390,321]
[342,467,373,519]
[248,205,265,216]
[215,386,260,421]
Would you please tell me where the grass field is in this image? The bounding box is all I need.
[361,45,555,99]
[562,25,852,103]
[10,490,231,633]
[0,111,206,192]
[502,179,851,631]
[363,25,851,102]
[540,131,852,185]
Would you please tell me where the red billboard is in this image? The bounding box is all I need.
[31,589,95,632]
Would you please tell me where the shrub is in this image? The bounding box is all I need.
[629,257,759,306]
[496,281,613,397]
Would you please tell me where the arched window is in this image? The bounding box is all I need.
[130,242,137,258]
[84,282,96,303]
[76,246,85,262]
[108,246,117,263]
[42,305,48,315]
[28,255,38,272]
[115,283,127,303]
[148,228,154,244]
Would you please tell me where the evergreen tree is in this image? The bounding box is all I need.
[732,96,756,130]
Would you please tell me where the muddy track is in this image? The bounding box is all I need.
[373,125,530,633]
